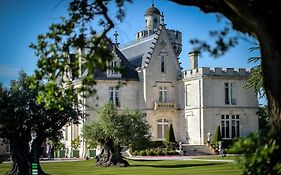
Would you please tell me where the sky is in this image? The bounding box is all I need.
[0,0,262,101]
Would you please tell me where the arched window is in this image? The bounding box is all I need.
[157,118,169,140]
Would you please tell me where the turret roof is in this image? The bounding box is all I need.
[145,4,160,15]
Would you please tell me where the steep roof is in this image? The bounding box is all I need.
[94,38,139,80]
[120,30,161,69]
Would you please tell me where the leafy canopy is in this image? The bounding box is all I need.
[83,103,150,147]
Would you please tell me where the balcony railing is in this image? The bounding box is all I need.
[154,102,177,111]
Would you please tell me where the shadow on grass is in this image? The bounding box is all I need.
[131,162,226,168]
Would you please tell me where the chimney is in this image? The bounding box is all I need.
[189,51,199,70]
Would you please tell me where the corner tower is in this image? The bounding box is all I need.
[145,4,160,32]
[136,4,161,40]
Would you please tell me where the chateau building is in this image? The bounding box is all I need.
[62,4,258,157]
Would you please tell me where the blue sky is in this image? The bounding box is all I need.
[0,0,258,86]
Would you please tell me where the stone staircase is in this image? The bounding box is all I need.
[182,144,214,156]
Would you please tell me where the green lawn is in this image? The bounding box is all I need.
[0,159,241,175]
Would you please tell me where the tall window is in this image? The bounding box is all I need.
[221,114,240,139]
[110,61,118,74]
[108,60,120,77]
[225,82,236,105]
[161,56,165,73]
[157,118,169,140]
[109,87,120,107]
[159,86,168,102]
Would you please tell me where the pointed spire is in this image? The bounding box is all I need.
[161,12,165,25]
[113,31,120,47]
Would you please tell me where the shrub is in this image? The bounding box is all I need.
[155,150,163,156]
[146,150,154,156]
[133,150,139,156]
[148,141,164,148]
[213,126,222,147]
[139,150,146,156]
[166,124,176,143]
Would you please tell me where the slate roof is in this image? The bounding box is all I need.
[120,32,160,68]
[94,38,139,81]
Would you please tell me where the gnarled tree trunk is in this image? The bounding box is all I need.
[31,136,48,175]
[7,136,48,175]
[96,139,128,167]
[7,139,31,175]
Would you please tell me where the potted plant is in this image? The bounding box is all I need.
[71,136,81,158]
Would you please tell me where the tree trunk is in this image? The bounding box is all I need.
[7,140,31,175]
[96,139,128,167]
[31,137,48,175]
[169,0,281,139]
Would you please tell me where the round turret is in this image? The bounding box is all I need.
[145,4,160,15]
[144,4,160,32]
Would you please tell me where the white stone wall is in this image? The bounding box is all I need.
[202,108,258,143]
[183,74,259,145]
[184,78,204,145]
[202,77,258,107]
[85,80,140,121]
[143,26,183,141]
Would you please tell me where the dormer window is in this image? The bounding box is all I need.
[107,59,121,78]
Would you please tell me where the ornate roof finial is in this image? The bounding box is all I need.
[114,31,120,47]
[152,0,154,7]
[161,12,165,25]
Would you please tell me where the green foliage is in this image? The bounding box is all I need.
[213,126,222,147]
[71,136,81,150]
[244,46,265,98]
[257,106,269,131]
[231,132,281,175]
[139,150,146,156]
[166,124,176,143]
[0,71,82,141]
[29,0,132,108]
[0,71,82,174]
[83,103,150,148]
[52,141,65,151]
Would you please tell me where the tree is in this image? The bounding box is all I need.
[212,126,222,147]
[170,0,281,145]
[28,0,281,173]
[244,46,264,98]
[168,1,281,173]
[166,124,176,143]
[83,103,150,167]
[0,72,82,175]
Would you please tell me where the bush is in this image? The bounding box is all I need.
[133,150,139,156]
[155,150,163,156]
[166,124,176,143]
[139,150,146,156]
[213,126,222,147]
[146,150,154,156]
[222,139,238,149]
[148,141,164,148]
[130,139,150,152]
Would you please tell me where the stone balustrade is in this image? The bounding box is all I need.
[154,102,177,111]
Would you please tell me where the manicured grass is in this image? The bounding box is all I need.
[0,159,241,175]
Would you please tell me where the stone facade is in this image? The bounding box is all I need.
[61,4,259,157]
